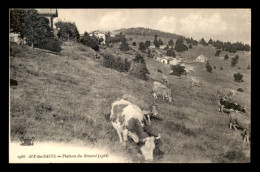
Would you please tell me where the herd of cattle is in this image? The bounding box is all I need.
[217,90,250,143]
[108,75,250,161]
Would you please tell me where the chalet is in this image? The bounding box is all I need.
[35,9,58,31]
[88,31,106,44]
[195,54,208,63]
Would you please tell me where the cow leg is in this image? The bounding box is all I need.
[114,127,123,143]
[122,129,128,144]
[233,125,238,131]
[229,123,233,130]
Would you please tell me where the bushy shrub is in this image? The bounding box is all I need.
[206,62,213,73]
[157,69,162,73]
[224,54,229,60]
[130,54,150,80]
[231,55,239,67]
[35,37,61,53]
[147,49,153,58]
[170,65,186,76]
[175,43,188,52]
[214,66,216,69]
[120,38,130,52]
[237,88,244,92]
[10,79,18,86]
[10,42,22,57]
[220,67,223,70]
[145,41,151,48]
[138,42,146,52]
[188,44,193,49]
[234,73,243,82]
[102,53,131,72]
[132,42,137,46]
[80,32,99,51]
[166,48,176,57]
[215,50,221,56]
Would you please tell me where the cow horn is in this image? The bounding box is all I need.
[155,134,161,140]
[141,138,147,143]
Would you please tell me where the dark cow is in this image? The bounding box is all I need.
[219,97,246,114]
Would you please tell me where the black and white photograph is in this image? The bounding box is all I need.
[9,8,251,163]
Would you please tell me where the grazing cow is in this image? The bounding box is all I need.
[229,112,251,142]
[219,97,246,114]
[190,77,202,87]
[153,82,172,102]
[122,94,159,124]
[110,99,161,160]
[229,89,237,97]
[162,75,169,84]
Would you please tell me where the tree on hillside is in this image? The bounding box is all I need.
[164,45,169,50]
[244,44,250,51]
[55,21,80,41]
[21,9,61,52]
[158,38,164,45]
[205,61,213,73]
[193,40,198,46]
[233,73,243,82]
[231,55,239,67]
[130,54,150,80]
[215,50,221,57]
[153,34,160,49]
[166,47,176,57]
[145,40,151,48]
[208,38,213,45]
[120,38,130,51]
[224,54,229,60]
[175,43,188,52]
[138,42,146,52]
[80,32,99,51]
[176,38,184,45]
[168,39,174,47]
[10,8,25,35]
[188,44,193,49]
[200,38,208,46]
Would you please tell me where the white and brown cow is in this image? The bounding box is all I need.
[110,99,160,160]
[229,111,251,143]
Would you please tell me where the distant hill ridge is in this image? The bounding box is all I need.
[114,27,185,39]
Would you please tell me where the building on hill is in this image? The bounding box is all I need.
[9,33,25,45]
[196,54,208,63]
[160,58,169,64]
[35,9,58,31]
[159,45,167,49]
[88,30,106,44]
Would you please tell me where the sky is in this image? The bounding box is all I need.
[53,8,251,44]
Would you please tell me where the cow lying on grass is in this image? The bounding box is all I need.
[229,111,250,143]
[219,97,246,114]
[153,81,172,102]
[110,98,162,160]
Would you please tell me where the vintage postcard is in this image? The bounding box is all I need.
[9,8,251,163]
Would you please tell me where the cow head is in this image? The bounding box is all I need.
[140,135,160,160]
[149,105,159,116]
[241,106,247,113]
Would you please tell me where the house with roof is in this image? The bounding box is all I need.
[88,30,107,44]
[195,54,208,63]
[35,9,58,31]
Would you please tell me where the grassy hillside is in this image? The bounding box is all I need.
[10,38,251,163]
